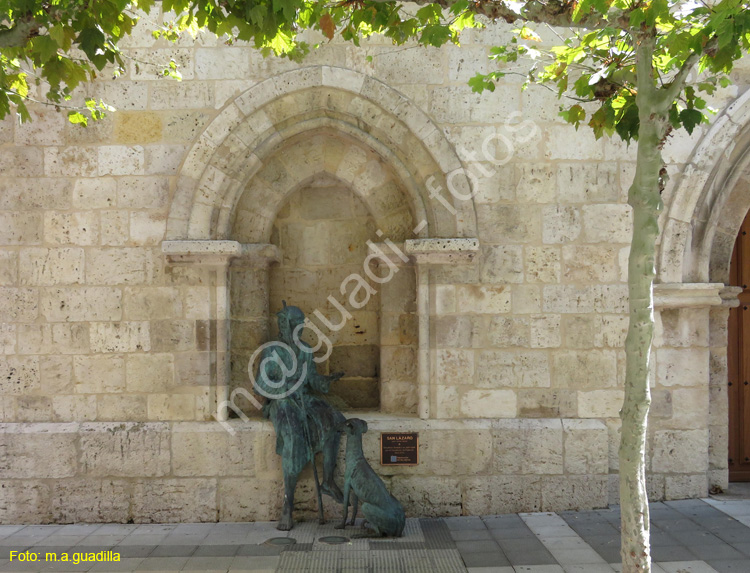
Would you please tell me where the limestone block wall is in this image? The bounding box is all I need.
[0,417,607,523]
[0,4,747,522]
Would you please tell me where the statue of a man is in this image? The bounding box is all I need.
[255,302,345,530]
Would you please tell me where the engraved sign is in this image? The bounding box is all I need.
[380,432,419,466]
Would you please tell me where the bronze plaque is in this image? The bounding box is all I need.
[380,432,419,466]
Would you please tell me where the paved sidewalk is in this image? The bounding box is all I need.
[0,499,748,572]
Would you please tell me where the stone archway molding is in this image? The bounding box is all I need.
[659,89,750,284]
[166,65,479,243]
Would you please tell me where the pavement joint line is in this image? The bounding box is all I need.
[519,512,612,569]
[702,498,750,529]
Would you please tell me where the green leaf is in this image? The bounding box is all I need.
[679,108,704,134]
[615,103,640,142]
[67,111,88,126]
[468,73,496,93]
[32,36,59,63]
[559,104,586,128]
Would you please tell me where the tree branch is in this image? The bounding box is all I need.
[658,51,700,108]
[360,0,620,29]
[0,17,40,49]
[657,33,718,109]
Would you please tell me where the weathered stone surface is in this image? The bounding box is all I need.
[18,324,89,355]
[563,419,608,474]
[562,245,619,283]
[530,314,561,348]
[552,350,618,389]
[86,248,149,285]
[90,322,150,353]
[492,419,563,475]
[542,205,581,244]
[486,316,529,347]
[380,346,417,381]
[476,350,549,388]
[480,245,523,284]
[73,355,126,394]
[541,475,608,511]
[79,422,171,477]
[131,478,217,522]
[656,348,709,387]
[147,394,195,421]
[172,424,255,476]
[123,287,183,321]
[655,308,710,348]
[651,429,709,474]
[218,477,280,521]
[96,395,147,421]
[463,475,541,515]
[461,389,517,418]
[455,285,511,314]
[50,479,131,523]
[517,389,577,418]
[44,211,100,246]
[578,390,624,418]
[40,287,122,322]
[542,285,594,313]
[525,246,561,283]
[434,316,479,348]
[390,476,462,517]
[0,481,52,523]
[51,395,97,422]
[436,349,474,385]
[0,356,39,395]
[664,474,708,500]
[0,424,78,478]
[126,353,174,393]
[0,213,42,245]
[19,248,84,285]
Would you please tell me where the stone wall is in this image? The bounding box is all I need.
[269,180,382,409]
[1,4,749,522]
[0,417,607,523]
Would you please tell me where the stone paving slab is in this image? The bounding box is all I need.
[0,500,748,572]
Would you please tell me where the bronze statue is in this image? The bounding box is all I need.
[255,302,345,530]
[335,418,405,537]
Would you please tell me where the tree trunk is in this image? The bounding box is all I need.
[619,37,668,573]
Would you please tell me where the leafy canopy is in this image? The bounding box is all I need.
[466,0,750,142]
[1,0,750,135]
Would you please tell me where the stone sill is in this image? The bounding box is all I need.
[404,238,479,264]
[161,240,280,265]
[0,417,605,433]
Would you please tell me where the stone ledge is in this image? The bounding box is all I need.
[654,282,725,309]
[404,238,479,264]
[161,240,280,265]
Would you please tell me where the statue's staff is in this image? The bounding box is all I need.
[293,388,325,525]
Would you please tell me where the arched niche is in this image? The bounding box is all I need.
[162,66,479,422]
[228,131,418,415]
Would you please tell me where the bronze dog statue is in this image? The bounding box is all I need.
[335,418,405,537]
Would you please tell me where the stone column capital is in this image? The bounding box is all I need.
[653,282,727,309]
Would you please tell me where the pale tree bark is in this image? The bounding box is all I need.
[619,35,671,573]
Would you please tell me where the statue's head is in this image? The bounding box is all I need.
[276,301,305,340]
[339,418,368,436]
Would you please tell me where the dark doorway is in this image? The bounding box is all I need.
[728,210,750,481]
